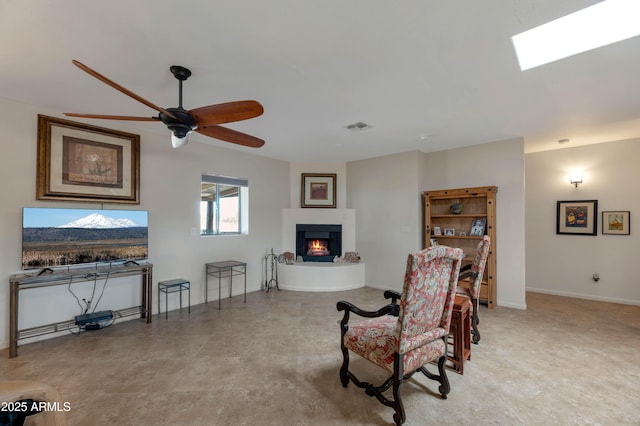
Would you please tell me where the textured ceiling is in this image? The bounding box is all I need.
[1,0,639,162]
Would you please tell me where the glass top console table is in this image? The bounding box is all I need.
[8,261,153,358]
[205,260,247,309]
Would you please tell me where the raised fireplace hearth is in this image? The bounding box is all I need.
[296,224,342,262]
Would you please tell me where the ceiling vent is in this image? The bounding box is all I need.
[345,121,372,131]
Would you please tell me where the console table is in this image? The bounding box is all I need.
[205,260,247,309]
[9,261,153,358]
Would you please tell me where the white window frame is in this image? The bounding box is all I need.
[201,174,249,236]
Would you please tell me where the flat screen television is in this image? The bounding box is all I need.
[22,207,148,270]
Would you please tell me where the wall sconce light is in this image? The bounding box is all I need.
[570,172,583,188]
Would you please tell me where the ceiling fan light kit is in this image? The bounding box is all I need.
[171,132,191,148]
[64,60,265,148]
[160,107,196,148]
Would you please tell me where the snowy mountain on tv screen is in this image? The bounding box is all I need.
[57,213,139,229]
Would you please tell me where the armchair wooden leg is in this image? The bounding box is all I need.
[471,297,481,344]
[417,339,450,399]
[339,348,350,387]
[391,357,406,425]
[436,354,450,398]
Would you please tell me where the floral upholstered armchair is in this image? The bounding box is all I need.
[336,246,463,426]
[456,235,490,344]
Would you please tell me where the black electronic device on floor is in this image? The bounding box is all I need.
[74,310,113,328]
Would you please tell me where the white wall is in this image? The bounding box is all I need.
[0,97,290,349]
[420,138,526,309]
[347,151,422,291]
[347,141,526,306]
[525,138,640,305]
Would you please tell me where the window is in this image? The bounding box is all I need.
[201,174,248,235]
[512,0,640,71]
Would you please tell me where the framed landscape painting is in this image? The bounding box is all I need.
[556,200,597,236]
[36,115,140,204]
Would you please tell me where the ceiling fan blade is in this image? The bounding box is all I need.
[63,113,160,121]
[189,101,264,127]
[72,60,176,120]
[196,125,265,148]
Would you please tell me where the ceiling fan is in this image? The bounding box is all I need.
[64,60,265,149]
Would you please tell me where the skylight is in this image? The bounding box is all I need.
[512,0,640,71]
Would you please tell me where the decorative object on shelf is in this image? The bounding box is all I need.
[430,238,439,246]
[279,251,296,264]
[36,115,140,204]
[469,218,486,236]
[444,228,455,236]
[333,251,360,263]
[556,200,598,235]
[433,226,442,236]
[301,173,336,208]
[344,251,360,263]
[602,210,630,235]
[450,200,464,214]
[459,231,467,236]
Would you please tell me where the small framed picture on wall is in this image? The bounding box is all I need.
[602,211,630,235]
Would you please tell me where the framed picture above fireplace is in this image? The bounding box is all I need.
[301,173,336,208]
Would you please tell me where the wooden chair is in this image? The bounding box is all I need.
[456,235,490,344]
[337,246,463,425]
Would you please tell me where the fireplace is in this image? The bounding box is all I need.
[296,224,342,262]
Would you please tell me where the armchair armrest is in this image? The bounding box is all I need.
[336,301,399,318]
[383,290,402,304]
[337,300,400,336]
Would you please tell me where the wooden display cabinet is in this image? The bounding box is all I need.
[423,186,497,308]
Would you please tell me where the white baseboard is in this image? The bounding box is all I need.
[526,287,640,306]
[496,301,527,310]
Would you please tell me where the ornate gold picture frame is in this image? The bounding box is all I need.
[301,173,336,208]
[36,115,140,204]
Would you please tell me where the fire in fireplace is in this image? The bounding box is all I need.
[296,224,342,262]
[307,239,330,256]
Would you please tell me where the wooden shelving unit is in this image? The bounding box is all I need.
[423,186,497,308]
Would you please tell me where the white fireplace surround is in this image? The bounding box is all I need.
[282,208,356,254]
[280,208,364,291]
